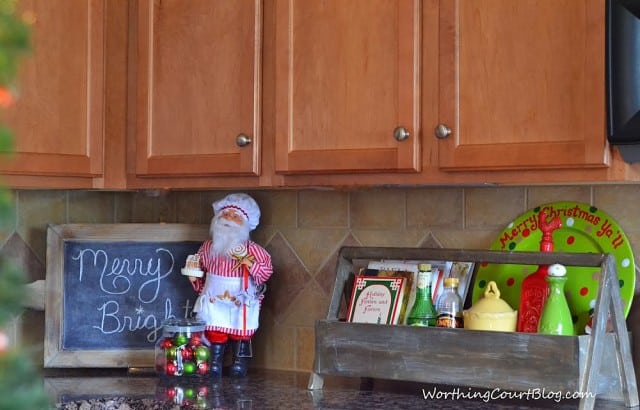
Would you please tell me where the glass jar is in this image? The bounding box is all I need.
[156,377,217,408]
[155,318,209,377]
[435,277,463,328]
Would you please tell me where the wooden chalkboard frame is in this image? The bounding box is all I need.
[44,223,209,368]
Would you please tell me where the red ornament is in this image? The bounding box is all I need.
[166,361,177,376]
[197,361,209,375]
[189,335,202,347]
[181,347,194,360]
[160,338,173,349]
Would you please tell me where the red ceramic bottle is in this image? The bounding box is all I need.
[516,210,562,333]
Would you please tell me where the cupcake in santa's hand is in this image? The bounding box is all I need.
[181,254,204,278]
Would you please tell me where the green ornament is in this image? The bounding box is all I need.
[173,332,188,346]
[165,346,179,360]
[183,361,196,375]
[184,388,195,398]
[194,345,210,361]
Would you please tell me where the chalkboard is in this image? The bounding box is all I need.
[44,224,209,368]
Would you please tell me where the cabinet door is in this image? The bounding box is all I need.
[438,0,607,171]
[0,1,104,182]
[274,0,421,174]
[134,0,261,177]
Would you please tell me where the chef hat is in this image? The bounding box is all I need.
[212,193,261,231]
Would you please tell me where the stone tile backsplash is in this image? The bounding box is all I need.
[5,185,640,372]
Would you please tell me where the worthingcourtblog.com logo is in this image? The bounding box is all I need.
[422,387,596,403]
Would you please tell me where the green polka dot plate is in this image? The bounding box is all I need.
[471,201,635,334]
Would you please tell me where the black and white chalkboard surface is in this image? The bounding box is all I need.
[44,224,209,368]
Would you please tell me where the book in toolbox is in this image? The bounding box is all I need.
[346,276,407,325]
[365,260,451,324]
[364,260,419,325]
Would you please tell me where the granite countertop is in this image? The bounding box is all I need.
[45,368,628,410]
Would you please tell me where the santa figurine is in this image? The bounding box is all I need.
[184,193,273,378]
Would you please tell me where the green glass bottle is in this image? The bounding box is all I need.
[538,263,574,335]
[406,263,438,326]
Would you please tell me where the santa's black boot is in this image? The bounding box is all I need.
[209,342,226,378]
[229,340,252,378]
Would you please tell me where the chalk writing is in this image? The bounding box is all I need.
[62,241,200,349]
[73,247,174,303]
[93,298,179,343]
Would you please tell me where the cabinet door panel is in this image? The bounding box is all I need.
[0,0,104,178]
[275,0,421,174]
[438,0,607,171]
[135,0,261,177]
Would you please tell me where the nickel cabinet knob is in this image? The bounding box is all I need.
[393,126,410,141]
[434,124,452,139]
[236,134,252,147]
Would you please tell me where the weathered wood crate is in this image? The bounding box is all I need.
[308,247,639,410]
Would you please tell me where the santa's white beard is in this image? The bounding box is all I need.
[210,215,251,257]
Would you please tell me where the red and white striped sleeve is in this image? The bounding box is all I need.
[247,241,273,285]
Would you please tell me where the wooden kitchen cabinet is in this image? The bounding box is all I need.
[129,0,422,186]
[281,0,640,187]
[0,0,105,189]
[4,0,640,190]
[132,0,262,179]
[436,0,608,171]
[273,0,421,175]
[0,0,269,189]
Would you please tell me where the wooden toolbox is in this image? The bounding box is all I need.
[308,247,639,410]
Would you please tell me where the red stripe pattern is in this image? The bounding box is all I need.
[190,240,273,337]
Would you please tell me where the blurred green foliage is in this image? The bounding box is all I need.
[0,2,52,409]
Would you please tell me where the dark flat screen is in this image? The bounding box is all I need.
[607,0,640,162]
